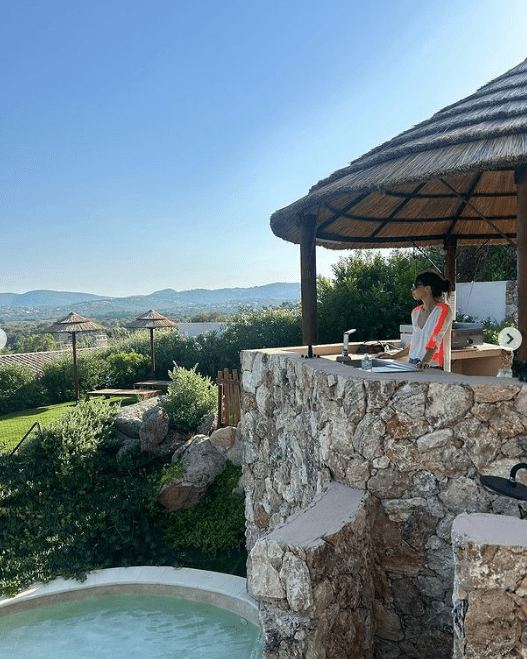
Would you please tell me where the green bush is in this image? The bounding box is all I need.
[40,352,111,402]
[162,462,245,555]
[482,319,516,345]
[160,363,216,434]
[106,351,151,387]
[317,251,417,344]
[0,400,175,596]
[210,307,302,375]
[0,365,42,415]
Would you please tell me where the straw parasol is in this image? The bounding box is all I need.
[45,312,104,400]
[270,56,527,357]
[127,310,177,376]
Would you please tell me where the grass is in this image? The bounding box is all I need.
[0,398,133,453]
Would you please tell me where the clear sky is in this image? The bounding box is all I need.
[2,0,527,297]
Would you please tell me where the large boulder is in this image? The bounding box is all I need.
[140,406,169,452]
[208,424,242,465]
[158,435,226,511]
[114,398,160,438]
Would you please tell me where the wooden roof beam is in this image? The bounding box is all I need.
[439,177,517,247]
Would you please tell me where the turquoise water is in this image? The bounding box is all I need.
[0,595,263,658]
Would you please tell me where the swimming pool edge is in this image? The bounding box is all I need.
[0,567,259,626]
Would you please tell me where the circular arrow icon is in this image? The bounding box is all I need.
[498,327,522,351]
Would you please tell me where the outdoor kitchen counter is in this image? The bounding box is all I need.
[268,342,509,383]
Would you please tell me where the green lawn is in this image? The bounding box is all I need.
[0,398,132,453]
[0,402,77,453]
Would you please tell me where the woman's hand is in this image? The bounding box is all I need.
[378,349,406,360]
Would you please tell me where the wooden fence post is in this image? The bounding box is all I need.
[216,368,241,427]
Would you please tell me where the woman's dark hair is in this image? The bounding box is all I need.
[414,271,452,299]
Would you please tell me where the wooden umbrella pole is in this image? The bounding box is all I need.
[72,332,79,401]
[150,327,155,376]
[515,166,527,361]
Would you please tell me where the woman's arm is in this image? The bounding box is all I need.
[377,345,410,360]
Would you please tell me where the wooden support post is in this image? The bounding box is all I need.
[300,214,318,348]
[443,237,457,373]
[516,166,527,361]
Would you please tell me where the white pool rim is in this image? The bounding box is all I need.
[0,567,259,626]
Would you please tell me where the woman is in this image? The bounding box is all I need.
[379,271,453,369]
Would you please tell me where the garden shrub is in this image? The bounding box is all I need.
[106,351,151,387]
[162,462,245,555]
[0,364,42,415]
[40,352,111,402]
[160,363,216,434]
[0,400,175,596]
[209,307,302,376]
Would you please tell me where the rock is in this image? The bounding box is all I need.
[197,413,216,435]
[139,406,169,452]
[209,425,236,450]
[158,482,208,510]
[373,603,404,642]
[116,435,141,461]
[159,435,226,511]
[210,426,242,464]
[180,435,226,485]
[463,590,520,657]
[113,398,160,437]
[280,551,314,612]
[209,424,243,464]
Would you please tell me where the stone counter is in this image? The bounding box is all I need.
[241,347,527,659]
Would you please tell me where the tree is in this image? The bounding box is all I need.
[317,251,419,344]
[412,245,517,282]
[16,333,57,353]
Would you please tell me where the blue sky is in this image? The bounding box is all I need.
[2,0,527,297]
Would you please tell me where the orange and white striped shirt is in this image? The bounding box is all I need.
[408,302,453,367]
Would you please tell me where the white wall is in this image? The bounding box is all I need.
[455,281,507,323]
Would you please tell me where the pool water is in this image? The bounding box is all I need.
[0,594,263,658]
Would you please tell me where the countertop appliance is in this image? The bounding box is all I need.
[400,321,484,350]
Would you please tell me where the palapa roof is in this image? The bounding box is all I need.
[127,310,177,329]
[46,312,104,334]
[271,57,527,250]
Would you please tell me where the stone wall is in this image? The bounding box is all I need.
[241,349,527,659]
[248,482,378,659]
[506,279,518,324]
[452,513,527,659]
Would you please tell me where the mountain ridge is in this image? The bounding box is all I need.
[0,283,301,321]
[0,283,300,307]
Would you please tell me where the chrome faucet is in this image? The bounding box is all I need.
[337,329,357,363]
[342,328,356,356]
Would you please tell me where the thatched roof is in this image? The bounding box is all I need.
[271,57,527,249]
[127,310,177,329]
[46,312,104,334]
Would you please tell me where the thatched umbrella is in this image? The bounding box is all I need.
[270,56,527,358]
[45,312,104,400]
[126,310,177,376]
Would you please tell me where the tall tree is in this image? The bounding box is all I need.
[317,251,419,344]
[412,245,517,282]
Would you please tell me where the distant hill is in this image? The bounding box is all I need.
[0,283,301,321]
[0,290,106,308]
